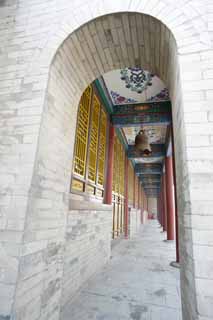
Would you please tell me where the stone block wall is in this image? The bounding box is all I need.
[0,2,213,320]
[143,210,149,224]
[61,199,112,308]
[148,198,157,217]
[129,208,141,238]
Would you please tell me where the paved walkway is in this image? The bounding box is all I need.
[61,220,182,320]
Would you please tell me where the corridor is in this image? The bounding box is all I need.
[61,221,182,320]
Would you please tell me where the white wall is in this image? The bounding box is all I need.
[129,208,141,237]
[148,198,157,217]
[0,2,213,320]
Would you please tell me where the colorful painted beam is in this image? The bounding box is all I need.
[142,182,161,187]
[141,182,161,186]
[127,144,165,159]
[137,170,162,175]
[144,190,160,195]
[141,183,161,188]
[140,174,161,180]
[135,163,162,173]
[144,188,160,192]
[113,101,171,115]
[141,177,161,182]
[111,113,171,127]
[144,187,160,191]
[136,163,162,169]
[142,179,161,184]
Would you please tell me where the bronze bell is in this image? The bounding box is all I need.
[135,129,152,155]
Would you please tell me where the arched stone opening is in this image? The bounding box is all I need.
[15,12,192,320]
[0,2,211,317]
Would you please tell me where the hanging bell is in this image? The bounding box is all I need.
[135,129,152,155]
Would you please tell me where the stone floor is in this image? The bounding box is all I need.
[61,220,182,320]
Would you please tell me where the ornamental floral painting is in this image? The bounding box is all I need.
[103,68,170,105]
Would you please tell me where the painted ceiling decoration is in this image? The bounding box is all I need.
[102,68,170,106]
[133,156,164,164]
[122,126,168,145]
[147,88,170,102]
[110,90,137,105]
[120,67,154,94]
[95,68,172,196]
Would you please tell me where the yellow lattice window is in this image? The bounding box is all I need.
[119,143,125,196]
[128,161,134,204]
[112,135,126,238]
[115,138,120,194]
[73,85,92,177]
[112,137,117,192]
[97,109,107,186]
[112,136,125,195]
[135,176,138,207]
[88,94,100,182]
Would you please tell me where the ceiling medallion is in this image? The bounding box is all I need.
[120,67,154,94]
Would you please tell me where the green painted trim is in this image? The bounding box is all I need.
[94,80,130,156]
[116,128,128,151]
[94,79,113,115]
[113,101,171,115]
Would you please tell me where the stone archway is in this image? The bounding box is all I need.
[16,12,191,320]
[0,3,212,320]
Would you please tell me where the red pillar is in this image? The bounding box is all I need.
[124,156,129,238]
[171,128,180,263]
[162,172,167,232]
[141,189,144,224]
[157,197,161,224]
[165,156,175,240]
[105,124,115,204]
[161,188,164,227]
[157,196,160,224]
[172,155,179,262]
[159,195,162,226]
[138,178,140,209]
[160,183,164,227]
[133,174,136,208]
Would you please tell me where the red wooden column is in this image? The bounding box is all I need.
[141,189,144,224]
[133,174,136,208]
[172,154,180,267]
[160,181,164,228]
[161,174,166,231]
[161,192,164,227]
[138,178,140,209]
[105,124,115,204]
[165,156,175,240]
[163,172,168,232]
[157,197,161,224]
[171,129,180,264]
[172,156,179,263]
[160,195,163,225]
[124,156,129,238]
[157,196,160,224]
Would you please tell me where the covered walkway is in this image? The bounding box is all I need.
[61,221,182,320]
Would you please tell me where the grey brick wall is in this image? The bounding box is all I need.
[61,199,112,308]
[129,208,141,238]
[0,2,213,320]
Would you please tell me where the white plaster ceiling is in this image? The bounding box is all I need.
[103,68,169,105]
[122,125,168,145]
[134,156,164,164]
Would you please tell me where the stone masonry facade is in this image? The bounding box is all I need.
[0,1,213,320]
[61,199,112,309]
[129,209,142,238]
